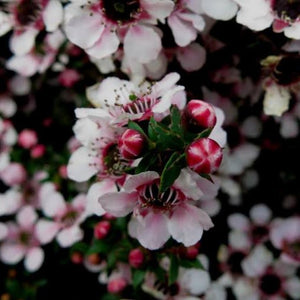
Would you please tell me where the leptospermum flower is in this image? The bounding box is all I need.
[234,0,300,39]
[99,168,214,250]
[0,0,63,55]
[64,0,174,62]
[0,206,45,272]
[85,72,186,124]
[36,183,87,247]
[270,216,300,266]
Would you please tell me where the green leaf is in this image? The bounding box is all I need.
[196,127,213,139]
[170,106,183,136]
[87,239,110,255]
[200,173,214,183]
[179,258,204,269]
[169,255,179,285]
[128,120,147,136]
[133,269,146,289]
[160,153,186,193]
[101,293,120,300]
[135,152,157,174]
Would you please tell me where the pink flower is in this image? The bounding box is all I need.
[85,72,186,124]
[18,128,38,149]
[0,206,44,272]
[270,217,300,265]
[30,144,46,158]
[58,69,81,87]
[118,129,146,159]
[64,0,174,62]
[186,138,223,174]
[0,0,63,55]
[99,169,214,249]
[36,183,87,247]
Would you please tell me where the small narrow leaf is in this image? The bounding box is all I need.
[169,255,179,284]
[133,269,146,289]
[128,120,147,136]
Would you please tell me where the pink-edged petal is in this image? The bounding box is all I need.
[140,0,174,21]
[201,0,238,21]
[36,220,60,244]
[86,28,120,59]
[24,247,44,272]
[99,191,137,217]
[209,106,227,147]
[185,0,202,13]
[179,12,205,31]
[176,43,206,72]
[86,180,117,216]
[6,54,40,77]
[65,11,105,48]
[9,28,38,55]
[169,204,213,246]
[67,147,98,182]
[124,25,162,64]
[249,204,271,225]
[0,243,25,264]
[72,193,87,211]
[41,191,66,218]
[124,171,159,191]
[168,13,197,47]
[43,0,63,32]
[17,206,37,228]
[128,217,138,239]
[136,213,170,250]
[56,226,83,247]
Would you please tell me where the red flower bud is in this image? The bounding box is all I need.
[129,248,144,268]
[94,221,111,239]
[107,278,127,294]
[185,100,217,129]
[71,251,83,264]
[118,129,145,159]
[185,246,199,260]
[186,138,223,174]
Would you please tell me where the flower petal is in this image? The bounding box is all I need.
[24,247,44,272]
[124,25,161,63]
[201,0,238,21]
[57,226,83,247]
[0,243,25,264]
[140,0,174,22]
[249,204,271,225]
[16,206,37,228]
[36,220,60,244]
[9,28,38,55]
[99,191,137,217]
[136,213,170,250]
[43,0,63,32]
[169,204,213,246]
[124,171,159,191]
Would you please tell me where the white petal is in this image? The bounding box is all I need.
[86,180,117,216]
[124,171,159,191]
[140,0,174,22]
[202,0,238,21]
[169,204,213,246]
[0,223,8,240]
[17,206,38,228]
[0,11,13,36]
[67,147,99,182]
[176,43,206,72]
[285,277,300,299]
[168,13,197,47]
[73,118,99,147]
[24,247,44,272]
[41,190,66,217]
[43,0,63,32]
[86,29,120,59]
[6,54,40,77]
[284,22,300,39]
[9,28,38,55]
[124,25,161,63]
[0,244,25,264]
[99,191,137,217]
[36,220,60,244]
[228,230,251,250]
[136,213,170,250]
[65,10,105,48]
[227,213,250,230]
[249,204,271,225]
[57,226,83,247]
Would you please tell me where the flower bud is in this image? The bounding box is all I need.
[71,251,83,264]
[18,129,38,149]
[185,100,216,130]
[107,278,127,294]
[118,129,145,159]
[30,144,46,158]
[129,248,144,268]
[94,221,111,239]
[186,138,223,174]
[185,246,199,260]
[87,253,101,265]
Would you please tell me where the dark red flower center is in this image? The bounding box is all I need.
[273,0,300,20]
[101,0,140,23]
[259,273,282,295]
[15,0,42,26]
